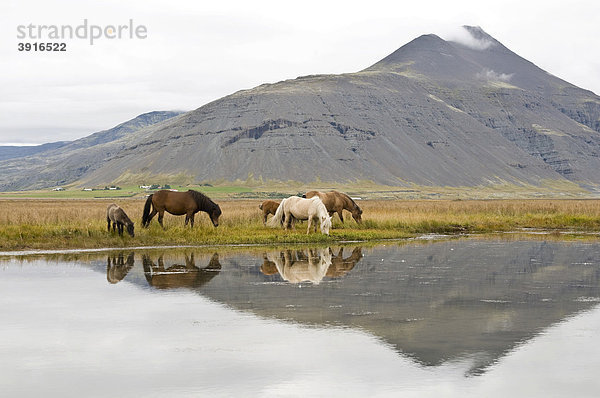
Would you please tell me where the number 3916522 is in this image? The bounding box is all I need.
[18,43,67,51]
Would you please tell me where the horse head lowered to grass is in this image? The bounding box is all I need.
[303,190,362,223]
[268,196,332,235]
[106,203,135,237]
[141,190,221,228]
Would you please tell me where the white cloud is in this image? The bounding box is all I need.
[476,69,514,82]
[442,26,494,50]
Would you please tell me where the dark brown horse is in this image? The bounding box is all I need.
[107,203,135,237]
[259,200,280,225]
[141,189,221,228]
[303,190,362,223]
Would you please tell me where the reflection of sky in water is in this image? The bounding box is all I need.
[1,244,600,397]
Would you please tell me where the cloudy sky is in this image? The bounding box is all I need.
[1,0,599,145]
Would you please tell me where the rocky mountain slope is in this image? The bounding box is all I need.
[2,26,599,191]
[0,111,183,190]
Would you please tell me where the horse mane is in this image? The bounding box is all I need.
[120,209,133,225]
[336,191,360,211]
[188,190,218,212]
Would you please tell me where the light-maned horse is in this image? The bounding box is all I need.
[106,203,135,237]
[141,189,221,228]
[303,190,362,223]
[268,196,332,235]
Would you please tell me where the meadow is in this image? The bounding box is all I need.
[1,198,600,251]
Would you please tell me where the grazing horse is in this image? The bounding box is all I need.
[259,200,280,225]
[268,196,332,235]
[142,189,221,228]
[106,203,135,237]
[303,190,362,223]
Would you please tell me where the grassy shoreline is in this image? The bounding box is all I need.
[1,198,600,251]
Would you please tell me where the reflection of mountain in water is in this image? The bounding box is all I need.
[192,241,600,374]
[86,241,600,375]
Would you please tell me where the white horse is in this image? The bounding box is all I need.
[268,196,332,235]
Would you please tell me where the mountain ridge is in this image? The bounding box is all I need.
[2,27,600,192]
[0,111,184,190]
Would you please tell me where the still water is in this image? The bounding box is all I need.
[2,239,600,397]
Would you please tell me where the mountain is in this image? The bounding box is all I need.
[0,141,69,162]
[0,111,184,190]
[2,26,600,191]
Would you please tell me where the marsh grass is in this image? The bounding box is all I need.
[1,199,599,250]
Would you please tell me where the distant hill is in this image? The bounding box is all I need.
[2,26,600,192]
[0,141,69,162]
[0,111,184,190]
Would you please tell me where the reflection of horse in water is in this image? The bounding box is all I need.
[265,248,332,284]
[261,247,363,283]
[107,252,135,284]
[142,253,221,289]
[327,247,363,277]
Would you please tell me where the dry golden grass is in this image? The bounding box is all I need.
[1,198,599,251]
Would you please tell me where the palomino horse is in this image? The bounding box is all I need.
[268,196,332,235]
[303,190,362,223]
[106,203,135,237]
[142,190,221,228]
[259,200,280,225]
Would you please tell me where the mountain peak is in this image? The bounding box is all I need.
[364,33,455,71]
[446,25,504,51]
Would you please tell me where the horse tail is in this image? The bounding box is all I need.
[267,198,286,228]
[142,194,153,227]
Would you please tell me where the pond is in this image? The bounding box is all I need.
[2,238,600,397]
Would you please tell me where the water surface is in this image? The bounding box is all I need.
[2,239,600,397]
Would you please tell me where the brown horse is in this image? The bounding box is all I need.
[141,189,221,228]
[303,190,362,223]
[259,200,280,225]
[107,203,135,237]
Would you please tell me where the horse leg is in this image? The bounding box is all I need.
[107,218,111,232]
[337,210,344,223]
[306,217,312,234]
[145,209,158,227]
[112,222,117,232]
[118,222,123,236]
[263,212,268,226]
[185,214,189,226]
[158,211,165,229]
[189,213,195,228]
